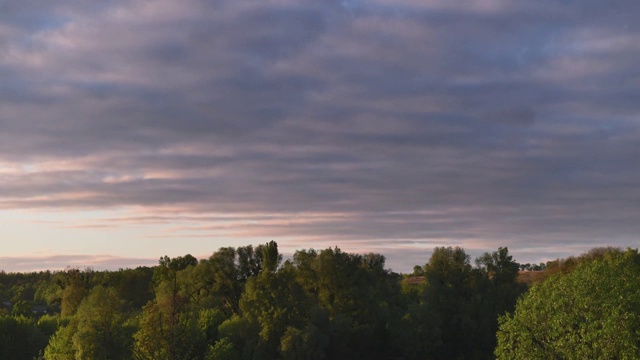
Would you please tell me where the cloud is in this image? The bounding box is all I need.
[0,254,158,273]
[1,0,639,272]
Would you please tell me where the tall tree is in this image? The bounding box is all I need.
[259,241,282,274]
[133,256,205,360]
[474,247,524,358]
[422,246,480,359]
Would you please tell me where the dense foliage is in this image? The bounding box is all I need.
[496,248,640,359]
[0,242,633,360]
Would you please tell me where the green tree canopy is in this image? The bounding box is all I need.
[44,286,133,360]
[496,248,640,359]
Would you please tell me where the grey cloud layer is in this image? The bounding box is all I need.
[1,0,639,269]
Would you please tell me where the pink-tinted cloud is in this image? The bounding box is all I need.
[0,254,158,273]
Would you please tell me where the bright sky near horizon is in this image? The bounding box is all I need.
[1,0,639,273]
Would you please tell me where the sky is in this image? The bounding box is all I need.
[0,0,639,273]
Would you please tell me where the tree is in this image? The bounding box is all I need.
[11,300,31,318]
[72,286,134,360]
[496,249,640,359]
[93,267,154,309]
[44,323,74,360]
[132,254,206,359]
[58,268,92,317]
[133,300,205,360]
[153,255,198,286]
[239,267,309,359]
[236,246,261,281]
[279,324,328,360]
[476,247,519,284]
[0,316,48,360]
[259,241,282,274]
[205,337,240,360]
[422,246,478,359]
[293,247,398,359]
[474,247,525,358]
[216,243,305,359]
[206,248,244,315]
[198,243,279,316]
[44,286,133,360]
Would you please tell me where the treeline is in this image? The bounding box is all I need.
[0,242,634,359]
